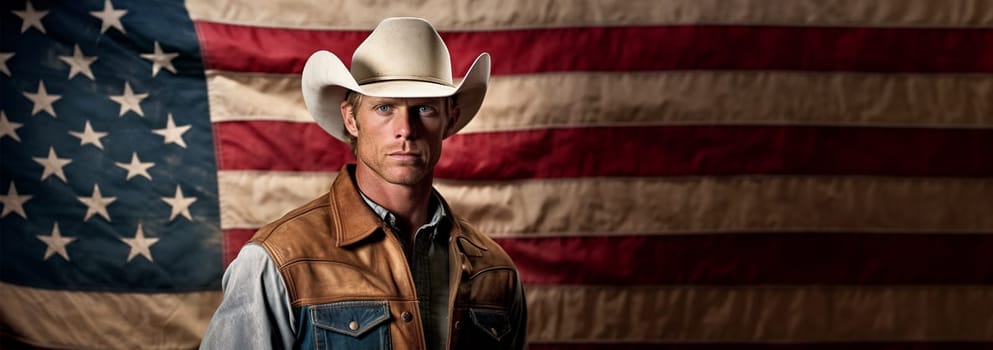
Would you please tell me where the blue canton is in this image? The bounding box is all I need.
[0,0,221,292]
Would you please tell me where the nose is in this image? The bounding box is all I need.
[393,108,417,140]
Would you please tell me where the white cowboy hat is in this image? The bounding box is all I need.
[301,17,491,142]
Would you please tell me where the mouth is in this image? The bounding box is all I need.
[388,152,421,162]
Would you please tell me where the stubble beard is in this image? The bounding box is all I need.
[356,142,433,187]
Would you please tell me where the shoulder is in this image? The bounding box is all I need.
[247,193,336,264]
[251,193,331,240]
[223,243,285,292]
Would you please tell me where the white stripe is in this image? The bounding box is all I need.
[207,70,993,131]
[187,0,993,30]
[217,170,334,232]
[0,282,221,349]
[217,170,993,235]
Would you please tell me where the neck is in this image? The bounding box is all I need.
[353,165,434,234]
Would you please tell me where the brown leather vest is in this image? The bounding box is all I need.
[248,169,524,349]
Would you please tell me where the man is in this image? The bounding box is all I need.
[201,17,527,349]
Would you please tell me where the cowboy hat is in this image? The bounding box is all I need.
[301,17,491,142]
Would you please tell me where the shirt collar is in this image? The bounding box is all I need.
[358,189,448,241]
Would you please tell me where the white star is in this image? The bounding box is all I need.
[68,120,108,150]
[58,44,98,80]
[115,152,154,181]
[121,223,158,262]
[90,0,127,34]
[12,1,48,34]
[161,185,197,221]
[37,223,76,261]
[32,147,72,183]
[140,41,179,77]
[23,81,61,117]
[152,113,191,148]
[0,52,13,76]
[1,111,23,142]
[108,81,147,117]
[77,183,116,222]
[1,181,32,219]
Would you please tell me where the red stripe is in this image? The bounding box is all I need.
[213,121,354,174]
[214,121,993,178]
[223,229,257,266]
[195,21,993,74]
[223,229,993,284]
[497,234,993,285]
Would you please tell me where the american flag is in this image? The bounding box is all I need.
[3,0,993,349]
[1,0,220,348]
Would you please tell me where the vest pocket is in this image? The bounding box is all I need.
[453,307,511,349]
[311,301,392,349]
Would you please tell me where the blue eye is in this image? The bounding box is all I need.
[375,105,392,113]
[417,106,436,114]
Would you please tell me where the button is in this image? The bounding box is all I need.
[401,311,413,322]
[454,321,461,330]
[490,327,498,336]
[348,320,359,331]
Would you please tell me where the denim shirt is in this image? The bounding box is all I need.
[200,244,296,349]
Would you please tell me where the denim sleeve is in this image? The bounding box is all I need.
[200,243,296,349]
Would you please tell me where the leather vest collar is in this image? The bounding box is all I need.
[329,165,487,255]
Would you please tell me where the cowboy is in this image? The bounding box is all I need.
[200,17,527,350]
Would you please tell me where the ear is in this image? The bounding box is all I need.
[341,99,359,137]
[442,104,461,139]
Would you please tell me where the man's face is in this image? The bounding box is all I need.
[341,95,458,186]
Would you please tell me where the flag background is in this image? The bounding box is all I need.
[2,0,993,349]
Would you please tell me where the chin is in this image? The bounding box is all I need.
[383,169,430,186]
[386,176,426,186]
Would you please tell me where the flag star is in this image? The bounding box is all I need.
[12,1,48,34]
[58,44,98,80]
[68,120,108,150]
[1,111,24,142]
[0,52,13,76]
[121,223,158,262]
[78,183,116,222]
[141,41,179,77]
[37,223,76,261]
[32,147,72,183]
[90,0,127,34]
[108,81,147,117]
[1,181,33,219]
[23,81,61,117]
[161,185,197,221]
[152,113,191,148]
[115,152,154,181]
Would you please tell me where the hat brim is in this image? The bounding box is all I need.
[302,50,490,142]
